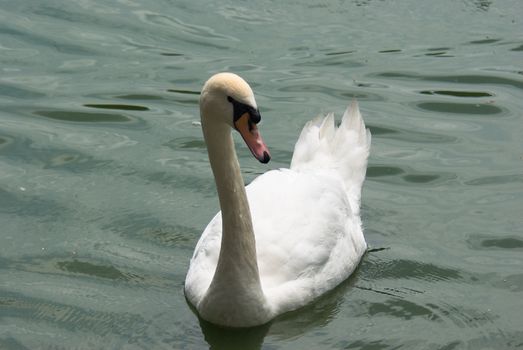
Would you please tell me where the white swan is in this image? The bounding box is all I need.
[184,73,371,327]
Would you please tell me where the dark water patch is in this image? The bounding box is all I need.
[367,165,455,186]
[467,234,523,251]
[465,174,523,186]
[167,88,200,95]
[379,49,401,54]
[412,47,453,57]
[511,43,523,52]
[416,102,502,115]
[160,52,184,56]
[482,238,523,249]
[278,84,381,101]
[402,172,455,186]
[424,51,453,57]
[179,139,206,149]
[355,81,389,89]
[363,258,462,282]
[469,38,501,45]
[0,83,46,99]
[367,166,405,178]
[57,259,129,280]
[5,255,176,290]
[367,125,398,136]
[0,291,148,338]
[199,320,269,349]
[364,299,440,321]
[367,124,457,143]
[44,153,108,170]
[165,137,206,150]
[34,110,132,123]
[115,94,165,101]
[419,90,493,98]
[0,135,14,150]
[403,174,440,183]
[166,90,199,105]
[84,104,149,111]
[374,72,523,90]
[324,50,355,56]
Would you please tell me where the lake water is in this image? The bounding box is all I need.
[1,0,522,349]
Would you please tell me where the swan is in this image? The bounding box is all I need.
[184,72,371,328]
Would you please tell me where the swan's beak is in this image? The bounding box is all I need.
[234,113,271,164]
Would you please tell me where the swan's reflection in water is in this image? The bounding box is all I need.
[199,267,360,350]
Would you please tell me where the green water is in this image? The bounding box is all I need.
[1,0,522,349]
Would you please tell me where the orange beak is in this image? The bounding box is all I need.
[234,113,271,164]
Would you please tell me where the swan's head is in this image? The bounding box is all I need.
[200,72,271,164]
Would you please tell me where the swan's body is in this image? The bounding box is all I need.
[185,73,371,327]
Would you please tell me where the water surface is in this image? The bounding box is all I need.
[1,0,522,349]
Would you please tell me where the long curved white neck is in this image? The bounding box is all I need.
[199,116,269,326]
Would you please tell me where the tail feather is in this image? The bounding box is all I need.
[290,101,371,210]
[319,113,335,140]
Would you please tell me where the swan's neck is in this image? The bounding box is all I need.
[199,118,269,326]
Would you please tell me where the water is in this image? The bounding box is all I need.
[1,0,522,348]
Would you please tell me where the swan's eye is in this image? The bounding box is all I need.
[227,96,261,124]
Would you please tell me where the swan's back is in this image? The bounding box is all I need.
[247,168,366,315]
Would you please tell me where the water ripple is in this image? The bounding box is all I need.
[415,102,503,115]
[465,174,523,186]
[133,10,234,50]
[34,110,132,123]
[0,82,46,99]
[0,291,149,338]
[83,104,149,111]
[419,90,493,98]
[102,212,200,250]
[368,124,458,143]
[367,165,456,187]
[374,72,523,90]
[363,258,462,282]
[467,234,523,251]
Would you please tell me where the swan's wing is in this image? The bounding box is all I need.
[290,101,371,214]
[184,213,222,306]
[247,169,366,314]
[185,169,366,311]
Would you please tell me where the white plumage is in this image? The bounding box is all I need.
[185,73,371,327]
